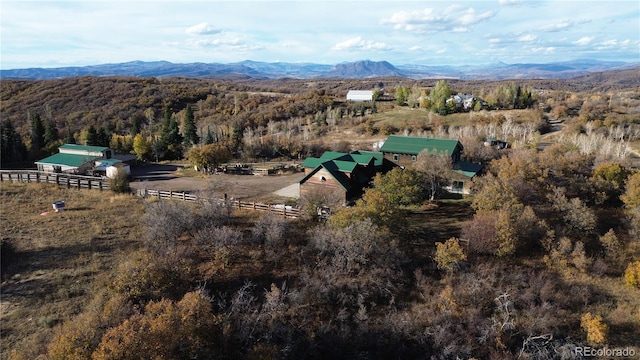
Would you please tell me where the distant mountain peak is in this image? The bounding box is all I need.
[327,60,403,78]
[1,59,637,80]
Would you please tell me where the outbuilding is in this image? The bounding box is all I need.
[346,90,374,102]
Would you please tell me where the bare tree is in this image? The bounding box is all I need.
[251,213,289,262]
[415,149,453,201]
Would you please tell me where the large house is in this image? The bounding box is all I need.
[299,150,396,203]
[35,144,131,177]
[379,135,463,167]
[379,135,482,194]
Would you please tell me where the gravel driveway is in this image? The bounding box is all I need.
[129,163,303,200]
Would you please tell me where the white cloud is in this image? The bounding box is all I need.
[498,0,523,5]
[540,20,574,32]
[332,36,392,51]
[185,22,220,35]
[381,6,495,34]
[489,38,502,44]
[531,47,556,53]
[574,36,594,45]
[518,34,537,42]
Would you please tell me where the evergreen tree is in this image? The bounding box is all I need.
[85,125,98,146]
[130,112,145,137]
[43,119,59,147]
[131,117,140,137]
[204,126,214,145]
[159,105,183,159]
[29,112,45,153]
[97,126,110,147]
[1,119,27,165]
[64,127,76,144]
[182,104,199,148]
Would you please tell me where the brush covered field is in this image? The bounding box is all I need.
[2,72,640,358]
[1,165,639,359]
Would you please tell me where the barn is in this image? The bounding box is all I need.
[35,144,113,174]
[346,90,373,102]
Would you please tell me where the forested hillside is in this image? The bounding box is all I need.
[2,68,639,168]
[1,69,640,359]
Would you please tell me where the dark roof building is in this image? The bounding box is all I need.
[300,150,396,203]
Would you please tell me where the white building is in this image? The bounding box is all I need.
[346,90,373,102]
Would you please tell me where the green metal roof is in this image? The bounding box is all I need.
[452,161,483,178]
[303,150,386,169]
[35,153,99,167]
[379,135,462,156]
[59,144,109,152]
[95,158,122,165]
[332,160,358,173]
[319,151,349,161]
[352,150,384,167]
[299,162,352,191]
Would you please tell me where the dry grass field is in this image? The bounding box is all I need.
[0,182,145,359]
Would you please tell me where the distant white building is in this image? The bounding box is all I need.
[347,90,373,102]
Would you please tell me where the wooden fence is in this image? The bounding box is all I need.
[136,188,300,218]
[0,170,300,218]
[0,170,108,190]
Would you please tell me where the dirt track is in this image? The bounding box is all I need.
[129,163,304,200]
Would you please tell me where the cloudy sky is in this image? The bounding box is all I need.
[1,0,638,69]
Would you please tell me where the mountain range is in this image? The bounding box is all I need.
[1,59,637,80]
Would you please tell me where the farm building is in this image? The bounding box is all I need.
[379,135,482,194]
[346,90,373,102]
[36,144,113,174]
[379,135,463,167]
[35,144,133,177]
[93,158,131,178]
[300,150,396,203]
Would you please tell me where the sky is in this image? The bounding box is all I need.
[1,0,639,70]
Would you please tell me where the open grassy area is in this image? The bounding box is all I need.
[0,182,145,359]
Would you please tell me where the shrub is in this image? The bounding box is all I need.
[434,237,467,272]
[108,167,130,193]
[623,260,640,289]
[580,312,608,345]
